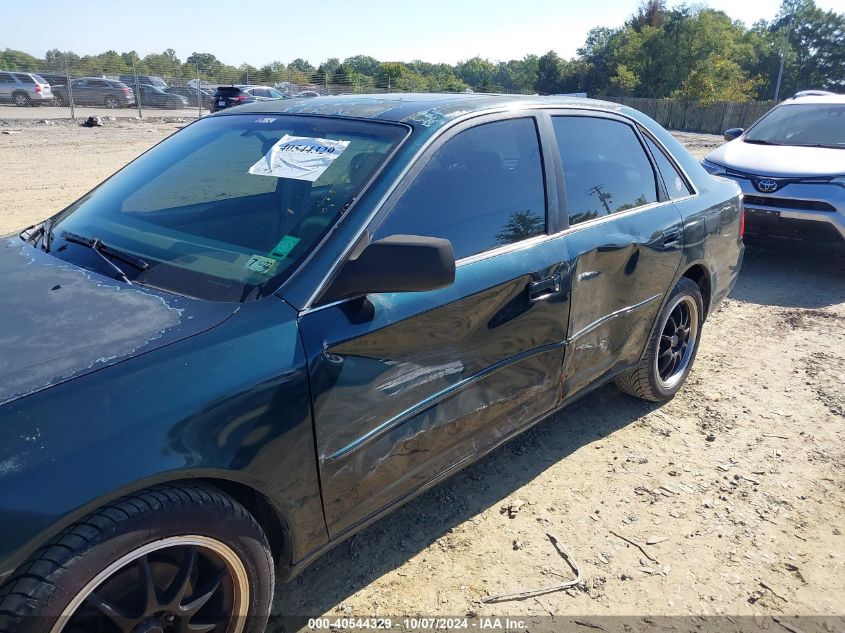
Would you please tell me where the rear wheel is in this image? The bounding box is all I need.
[104,96,120,109]
[0,483,274,633]
[615,277,703,402]
[13,91,30,107]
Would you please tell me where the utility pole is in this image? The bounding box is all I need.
[196,64,202,118]
[773,24,791,101]
[586,184,613,215]
[63,53,75,120]
[132,57,142,118]
[773,10,793,101]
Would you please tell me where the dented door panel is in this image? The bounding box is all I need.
[299,238,570,535]
[561,203,684,398]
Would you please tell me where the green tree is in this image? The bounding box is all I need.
[0,49,39,71]
[536,51,563,94]
[495,211,545,245]
[771,0,845,95]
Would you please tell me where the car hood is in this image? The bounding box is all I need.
[706,140,845,177]
[0,238,239,406]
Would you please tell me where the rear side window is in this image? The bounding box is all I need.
[375,118,546,260]
[12,73,34,83]
[644,136,692,199]
[552,116,657,225]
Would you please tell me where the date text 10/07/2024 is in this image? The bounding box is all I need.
[307,618,528,630]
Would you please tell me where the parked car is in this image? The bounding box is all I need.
[703,92,845,253]
[0,94,743,632]
[119,74,167,90]
[0,71,53,106]
[297,90,320,98]
[165,85,214,108]
[210,85,257,112]
[136,84,189,109]
[51,77,135,108]
[242,85,287,100]
[34,72,68,87]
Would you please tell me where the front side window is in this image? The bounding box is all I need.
[552,116,657,225]
[374,118,546,260]
[745,103,845,148]
[47,115,407,301]
[0,73,14,84]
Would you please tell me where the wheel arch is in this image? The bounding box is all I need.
[0,472,296,588]
[679,263,712,320]
[636,260,713,365]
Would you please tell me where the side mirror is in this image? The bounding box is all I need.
[724,128,744,142]
[322,235,455,303]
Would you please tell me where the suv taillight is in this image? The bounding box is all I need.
[739,206,745,238]
[237,94,247,102]
[34,84,41,93]
[123,87,131,95]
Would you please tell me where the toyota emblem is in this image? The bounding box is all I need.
[756,178,779,193]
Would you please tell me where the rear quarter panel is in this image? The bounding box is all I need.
[623,106,744,314]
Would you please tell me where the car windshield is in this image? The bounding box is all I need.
[50,114,408,302]
[745,103,845,147]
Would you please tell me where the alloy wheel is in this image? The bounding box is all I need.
[655,294,699,390]
[51,536,249,633]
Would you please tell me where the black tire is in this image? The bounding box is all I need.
[103,95,120,109]
[615,277,704,402]
[0,483,274,633]
[13,91,30,107]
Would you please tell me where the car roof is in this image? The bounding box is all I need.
[784,93,845,105]
[215,92,627,127]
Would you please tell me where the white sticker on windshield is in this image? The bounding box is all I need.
[248,134,350,182]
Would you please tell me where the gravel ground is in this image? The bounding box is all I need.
[0,120,842,629]
[0,104,204,120]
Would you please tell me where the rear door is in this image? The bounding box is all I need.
[549,111,685,398]
[298,113,571,536]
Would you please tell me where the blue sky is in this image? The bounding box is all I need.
[7,0,845,66]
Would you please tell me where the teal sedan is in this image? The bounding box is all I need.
[0,93,743,633]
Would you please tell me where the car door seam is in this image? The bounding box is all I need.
[323,339,567,463]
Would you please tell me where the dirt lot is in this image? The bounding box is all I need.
[0,121,843,628]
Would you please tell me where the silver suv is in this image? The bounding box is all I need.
[703,93,844,253]
[0,72,53,106]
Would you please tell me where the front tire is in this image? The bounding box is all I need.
[0,483,274,633]
[615,277,703,402]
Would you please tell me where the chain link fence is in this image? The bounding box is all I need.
[0,52,504,121]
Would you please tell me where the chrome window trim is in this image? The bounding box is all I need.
[299,103,698,314]
[300,106,552,311]
[636,127,700,198]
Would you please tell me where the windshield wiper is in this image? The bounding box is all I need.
[790,143,845,149]
[744,139,783,146]
[61,231,148,285]
[19,218,55,251]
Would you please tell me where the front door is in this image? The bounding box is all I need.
[299,115,571,536]
[548,113,686,398]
